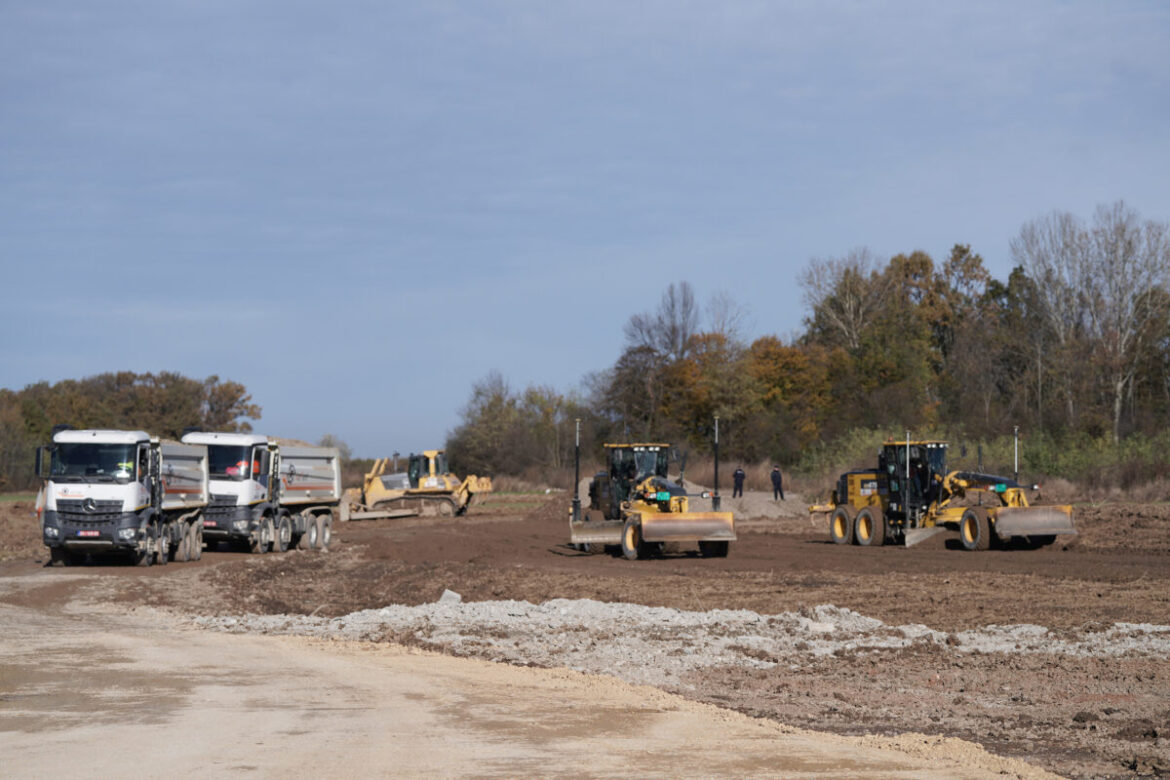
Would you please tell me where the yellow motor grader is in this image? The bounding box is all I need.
[809,439,1075,550]
[568,442,735,559]
[341,450,492,521]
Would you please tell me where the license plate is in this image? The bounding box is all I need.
[77,530,99,537]
[204,521,217,527]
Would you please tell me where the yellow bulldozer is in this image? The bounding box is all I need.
[568,442,736,559]
[341,450,492,521]
[809,438,1075,550]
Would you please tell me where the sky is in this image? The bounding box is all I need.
[2,2,1169,457]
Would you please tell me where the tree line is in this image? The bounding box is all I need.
[0,372,261,490]
[447,201,1170,485]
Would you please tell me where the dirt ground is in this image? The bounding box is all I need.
[2,493,1169,778]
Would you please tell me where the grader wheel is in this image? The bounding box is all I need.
[621,518,644,560]
[829,506,855,545]
[959,507,992,551]
[854,506,885,547]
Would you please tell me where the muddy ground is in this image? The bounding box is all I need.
[2,493,1169,778]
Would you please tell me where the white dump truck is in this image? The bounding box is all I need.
[37,428,209,566]
[180,431,340,553]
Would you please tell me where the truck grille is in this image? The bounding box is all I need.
[55,499,124,523]
[210,494,238,507]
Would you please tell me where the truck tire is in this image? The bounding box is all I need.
[155,528,169,566]
[621,518,644,560]
[133,527,155,567]
[305,517,320,550]
[189,524,203,561]
[699,540,729,558]
[316,515,332,551]
[854,506,885,547]
[830,506,855,545]
[173,525,191,563]
[50,547,77,567]
[959,508,991,551]
[251,517,273,554]
[275,515,292,553]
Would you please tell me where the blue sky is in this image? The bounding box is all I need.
[3,2,1168,457]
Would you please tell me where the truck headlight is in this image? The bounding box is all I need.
[118,528,138,540]
[233,520,249,531]
[43,526,59,538]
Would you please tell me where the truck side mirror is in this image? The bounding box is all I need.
[35,447,48,478]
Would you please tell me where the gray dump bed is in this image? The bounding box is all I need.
[160,441,209,512]
[279,446,341,506]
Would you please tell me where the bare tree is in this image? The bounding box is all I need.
[704,290,751,346]
[1010,211,1089,427]
[1012,202,1170,442]
[799,248,890,351]
[624,281,700,361]
[1083,202,1170,442]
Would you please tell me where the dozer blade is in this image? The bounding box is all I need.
[903,526,947,547]
[993,505,1076,537]
[641,512,736,543]
[568,518,624,546]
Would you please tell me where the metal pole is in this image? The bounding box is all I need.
[1013,426,1019,484]
[712,416,721,511]
[905,430,910,485]
[571,419,581,523]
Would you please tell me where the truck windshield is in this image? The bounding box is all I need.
[51,443,137,483]
[208,445,252,480]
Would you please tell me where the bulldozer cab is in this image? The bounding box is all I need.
[880,440,947,522]
[406,450,448,488]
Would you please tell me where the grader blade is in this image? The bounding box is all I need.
[568,518,624,546]
[993,505,1076,537]
[640,512,736,543]
[902,526,947,547]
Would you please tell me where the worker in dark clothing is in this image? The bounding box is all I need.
[770,466,784,500]
[732,466,746,498]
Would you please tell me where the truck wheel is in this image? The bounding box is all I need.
[959,508,991,551]
[155,526,169,566]
[316,515,333,551]
[133,528,155,567]
[275,515,292,553]
[174,526,191,562]
[830,506,855,545]
[699,540,729,558]
[306,517,320,550]
[621,518,643,560]
[251,518,273,554]
[50,547,77,567]
[854,506,885,547]
[189,525,203,561]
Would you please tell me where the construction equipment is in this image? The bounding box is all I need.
[181,431,340,553]
[568,442,735,559]
[37,428,209,566]
[341,450,492,521]
[809,438,1075,550]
